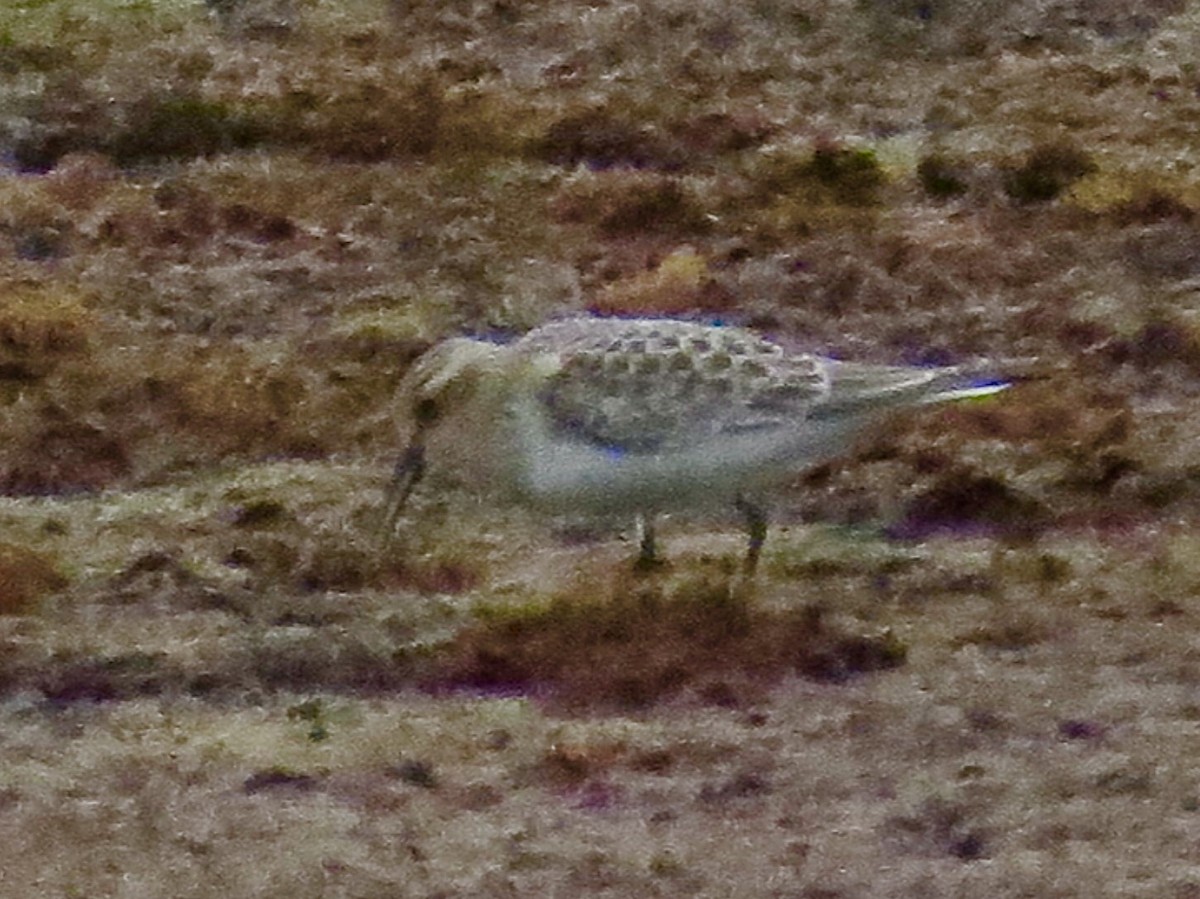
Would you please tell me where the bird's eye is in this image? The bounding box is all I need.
[414,398,440,424]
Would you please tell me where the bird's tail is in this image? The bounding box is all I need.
[814,361,1009,419]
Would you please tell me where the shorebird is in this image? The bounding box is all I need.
[381,316,1007,573]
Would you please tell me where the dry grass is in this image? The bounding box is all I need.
[2,0,1200,895]
[436,572,905,712]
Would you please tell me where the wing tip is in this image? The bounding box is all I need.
[934,378,1011,402]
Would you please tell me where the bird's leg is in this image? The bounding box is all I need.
[735,495,768,575]
[634,512,660,570]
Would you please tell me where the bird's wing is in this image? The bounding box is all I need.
[812,361,1007,419]
[522,319,829,452]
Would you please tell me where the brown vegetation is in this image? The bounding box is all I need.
[1,0,1200,895]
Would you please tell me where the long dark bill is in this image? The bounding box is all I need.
[380,442,426,541]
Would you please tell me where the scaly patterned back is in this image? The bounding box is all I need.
[517,319,829,452]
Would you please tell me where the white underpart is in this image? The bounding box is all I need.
[386,316,1009,563]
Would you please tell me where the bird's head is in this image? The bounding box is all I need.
[380,337,512,539]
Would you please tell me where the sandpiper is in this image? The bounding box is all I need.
[382,317,1007,572]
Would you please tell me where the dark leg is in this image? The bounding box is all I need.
[735,495,768,575]
[634,512,661,570]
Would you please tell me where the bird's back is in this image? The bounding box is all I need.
[517,318,829,453]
